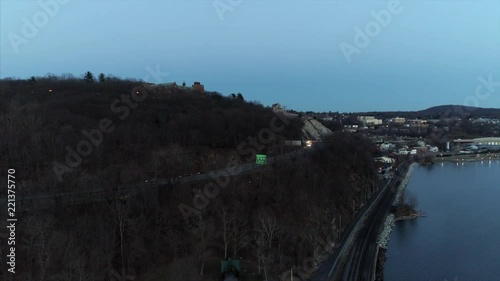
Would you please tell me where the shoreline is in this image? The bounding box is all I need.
[375,162,417,280]
[392,162,417,205]
[434,154,500,163]
[376,162,416,249]
[394,210,425,222]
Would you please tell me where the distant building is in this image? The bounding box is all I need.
[428,146,439,153]
[380,143,396,151]
[473,137,500,150]
[163,82,178,88]
[375,157,396,164]
[417,140,426,147]
[149,82,178,94]
[398,149,410,155]
[410,147,429,155]
[272,103,284,111]
[192,82,205,92]
[344,124,359,133]
[357,116,383,126]
[149,81,205,94]
[407,119,429,129]
[390,117,406,124]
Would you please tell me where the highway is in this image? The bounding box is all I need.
[0,149,307,212]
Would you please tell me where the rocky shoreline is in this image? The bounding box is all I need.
[376,214,395,249]
[392,162,416,205]
[375,162,418,280]
[377,163,417,248]
[394,210,425,222]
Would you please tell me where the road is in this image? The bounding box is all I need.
[0,149,308,212]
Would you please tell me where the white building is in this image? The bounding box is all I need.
[357,116,383,126]
[473,138,500,150]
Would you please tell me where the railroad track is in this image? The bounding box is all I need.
[341,162,409,281]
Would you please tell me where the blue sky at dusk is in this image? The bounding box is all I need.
[1,0,499,112]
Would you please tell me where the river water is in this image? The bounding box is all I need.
[384,161,500,281]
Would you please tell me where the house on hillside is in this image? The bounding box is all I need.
[151,82,178,94]
[149,81,205,94]
[272,103,284,111]
[192,82,205,92]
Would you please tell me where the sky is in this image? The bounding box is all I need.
[1,0,500,112]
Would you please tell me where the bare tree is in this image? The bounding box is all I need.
[187,213,215,275]
[254,209,281,281]
[112,199,130,279]
[218,203,251,259]
[253,232,265,276]
[20,216,39,280]
[95,218,116,279]
[230,205,251,258]
[73,256,92,281]
[125,211,146,277]
[218,205,234,259]
[32,216,53,281]
[255,209,280,252]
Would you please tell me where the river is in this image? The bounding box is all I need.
[384,160,500,281]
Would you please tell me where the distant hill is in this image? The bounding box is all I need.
[357,105,500,119]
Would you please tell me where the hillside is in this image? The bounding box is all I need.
[0,76,303,193]
[357,105,500,119]
[271,105,332,141]
[0,76,379,281]
[301,117,333,141]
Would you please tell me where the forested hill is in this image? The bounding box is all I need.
[0,76,302,193]
[358,105,500,119]
[0,75,380,281]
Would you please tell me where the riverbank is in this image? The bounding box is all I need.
[435,153,500,163]
[383,158,500,280]
[392,163,417,205]
[376,162,417,249]
[394,210,425,222]
[375,162,418,280]
[377,163,418,249]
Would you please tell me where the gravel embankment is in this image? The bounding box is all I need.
[377,162,417,249]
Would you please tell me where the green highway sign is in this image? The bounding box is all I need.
[256,154,267,165]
